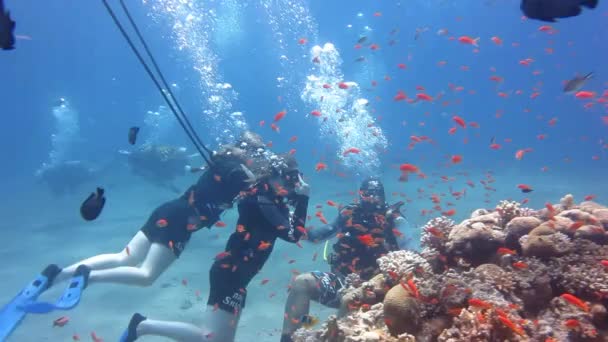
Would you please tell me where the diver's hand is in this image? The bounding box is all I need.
[387,201,405,217]
[294,174,310,197]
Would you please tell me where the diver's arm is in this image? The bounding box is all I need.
[385,201,406,251]
[275,194,309,243]
[307,219,340,243]
[385,216,406,251]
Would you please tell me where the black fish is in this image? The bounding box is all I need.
[0,0,16,50]
[521,188,534,193]
[563,72,593,93]
[520,0,599,22]
[80,187,106,221]
[128,126,140,145]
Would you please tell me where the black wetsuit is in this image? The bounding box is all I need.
[207,189,309,314]
[307,203,401,307]
[140,156,250,257]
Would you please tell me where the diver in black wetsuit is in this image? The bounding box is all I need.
[280,177,406,341]
[120,154,310,342]
[21,131,277,312]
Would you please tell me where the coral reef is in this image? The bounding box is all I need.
[295,195,608,342]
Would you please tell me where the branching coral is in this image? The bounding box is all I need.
[377,250,432,281]
[495,200,522,226]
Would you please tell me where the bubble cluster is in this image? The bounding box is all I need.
[146,0,247,146]
[301,43,388,175]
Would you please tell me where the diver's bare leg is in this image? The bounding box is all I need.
[86,242,175,286]
[55,231,150,283]
[281,273,321,337]
[136,306,239,342]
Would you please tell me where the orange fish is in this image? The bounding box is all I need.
[357,234,376,247]
[512,261,528,269]
[497,315,524,335]
[406,279,420,298]
[490,36,502,45]
[91,332,103,342]
[468,298,492,309]
[451,155,463,164]
[497,247,516,255]
[310,110,322,117]
[343,147,361,156]
[584,195,596,201]
[258,241,272,251]
[399,163,419,173]
[564,319,580,329]
[560,293,589,312]
[442,209,456,216]
[458,36,479,46]
[452,115,466,128]
[53,316,69,327]
[575,91,595,99]
[274,110,287,122]
[416,93,433,101]
[215,221,227,228]
[315,162,327,172]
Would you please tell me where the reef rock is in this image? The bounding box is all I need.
[446,219,505,265]
[383,284,420,335]
[292,304,397,342]
[520,232,572,258]
[308,195,608,342]
[573,225,607,244]
[591,208,608,229]
[580,201,606,213]
[437,309,492,341]
[559,209,597,223]
[505,216,542,247]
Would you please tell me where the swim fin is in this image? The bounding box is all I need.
[119,313,146,342]
[0,264,61,340]
[21,265,90,314]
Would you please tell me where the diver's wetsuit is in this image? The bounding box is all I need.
[306,203,402,308]
[140,156,250,257]
[207,189,309,314]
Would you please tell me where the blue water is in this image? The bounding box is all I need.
[1,0,607,341]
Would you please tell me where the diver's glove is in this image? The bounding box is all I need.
[294,174,310,197]
[387,201,405,217]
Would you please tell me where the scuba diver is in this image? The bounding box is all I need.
[119,143,197,193]
[280,177,405,342]
[5,131,277,317]
[119,154,310,342]
[35,160,97,195]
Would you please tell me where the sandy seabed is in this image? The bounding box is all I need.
[2,168,607,341]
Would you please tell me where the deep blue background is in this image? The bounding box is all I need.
[2,0,607,193]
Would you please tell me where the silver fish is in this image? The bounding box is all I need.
[563,72,593,93]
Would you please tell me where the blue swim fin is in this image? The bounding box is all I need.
[119,313,146,342]
[0,264,61,340]
[21,264,90,314]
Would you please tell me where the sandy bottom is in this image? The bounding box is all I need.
[1,168,606,341]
